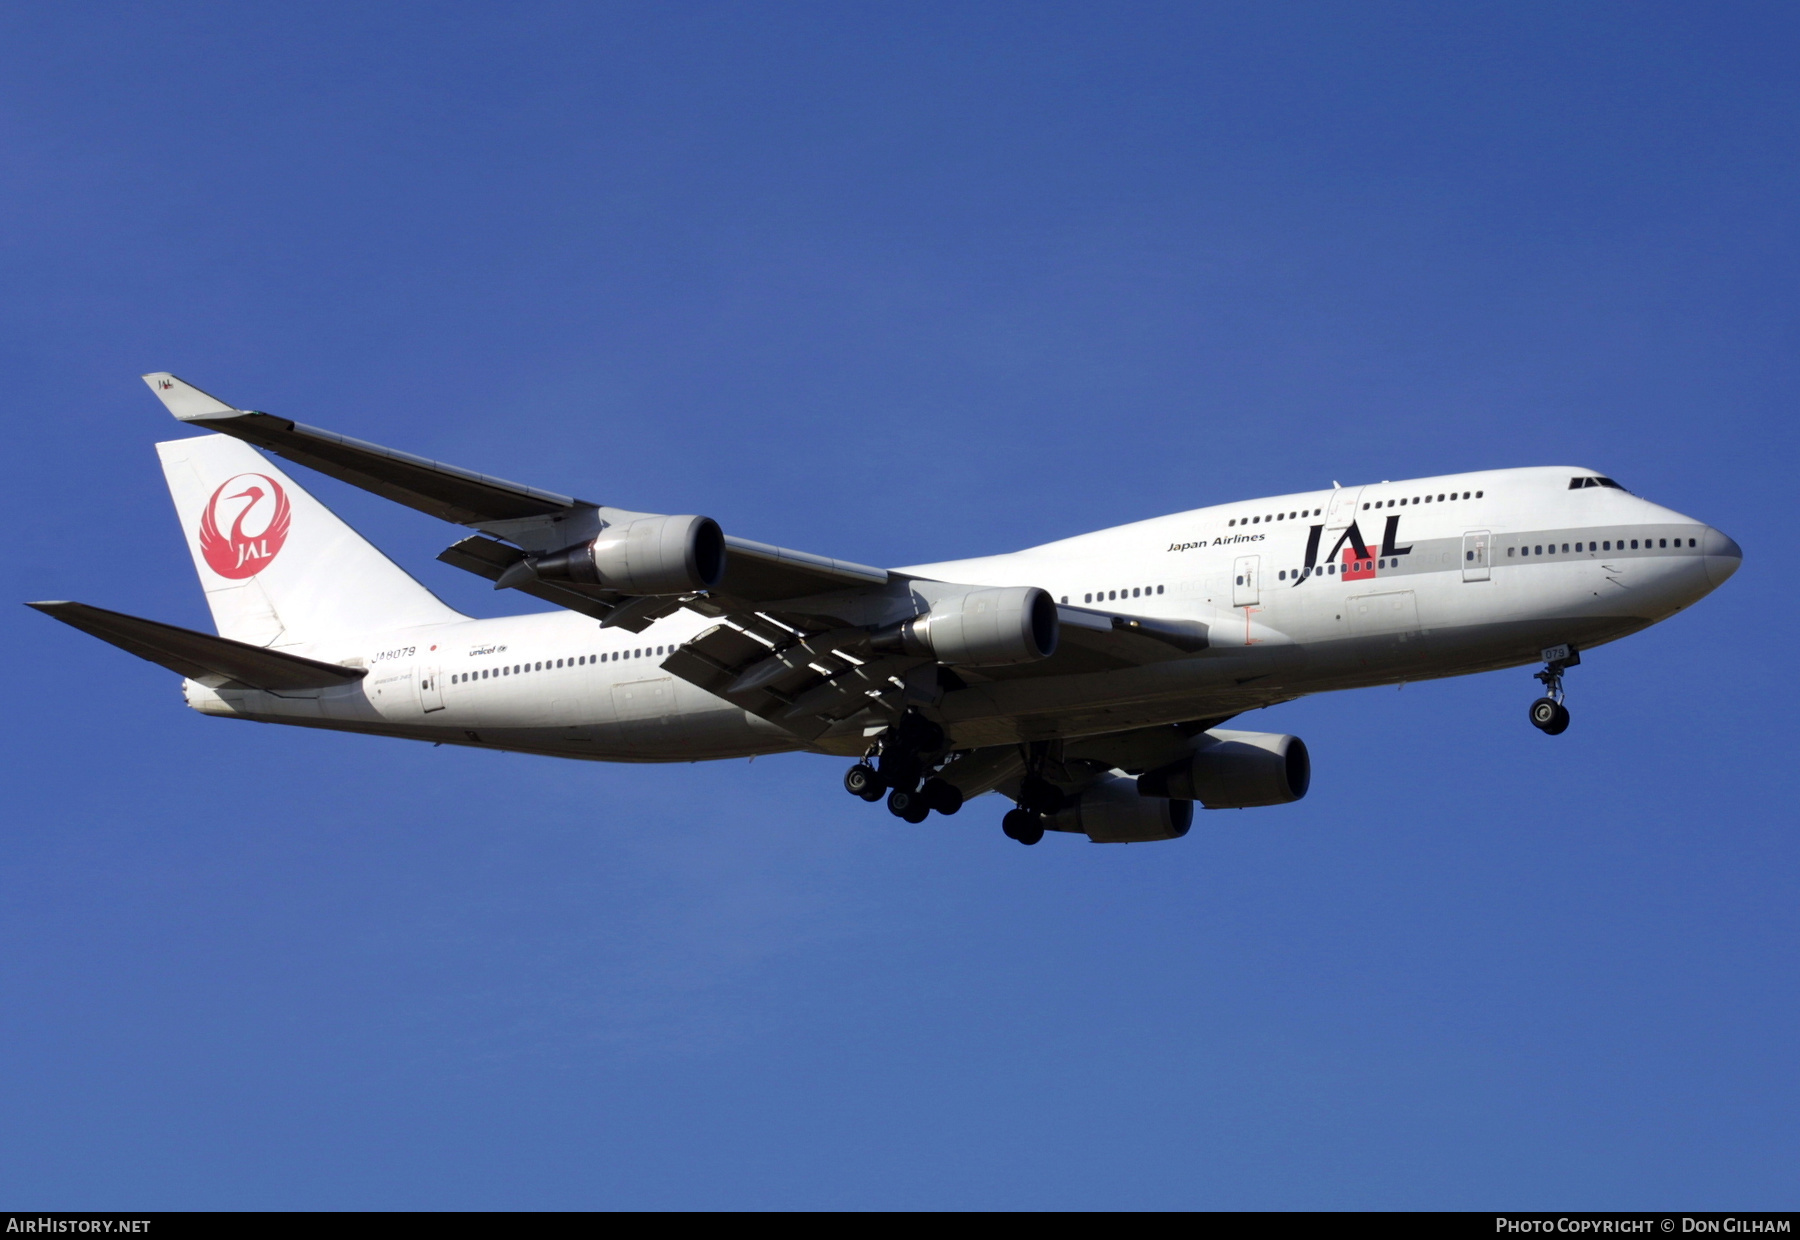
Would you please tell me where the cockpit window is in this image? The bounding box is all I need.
[1570,475,1627,491]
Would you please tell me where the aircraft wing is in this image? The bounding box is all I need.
[143,373,892,610]
[28,601,365,691]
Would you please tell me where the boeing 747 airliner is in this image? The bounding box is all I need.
[29,374,1742,846]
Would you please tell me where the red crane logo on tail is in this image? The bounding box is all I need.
[198,473,291,579]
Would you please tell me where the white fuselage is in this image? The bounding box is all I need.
[184,467,1740,760]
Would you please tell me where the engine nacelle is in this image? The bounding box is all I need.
[870,586,1058,667]
[1047,774,1193,843]
[533,515,726,595]
[1136,729,1310,810]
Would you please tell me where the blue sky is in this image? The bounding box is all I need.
[3,2,1795,1209]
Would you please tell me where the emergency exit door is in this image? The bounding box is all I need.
[1462,530,1492,583]
[418,666,444,712]
[1233,555,1260,607]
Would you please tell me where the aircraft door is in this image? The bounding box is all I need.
[613,678,675,723]
[1233,555,1260,607]
[1462,530,1491,583]
[418,666,444,712]
[1326,485,1364,530]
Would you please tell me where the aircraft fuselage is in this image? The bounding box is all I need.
[182,466,1740,761]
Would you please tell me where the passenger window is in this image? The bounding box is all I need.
[1476,491,1483,497]
[1235,576,1243,585]
[1252,516,1259,524]
[1689,538,1696,547]
[1659,538,1667,548]
[1083,593,1092,603]
[1562,544,1569,553]
[1362,502,1369,509]
[1278,570,1285,580]
[1507,548,1515,557]
[1437,494,1444,501]
[1109,590,1117,600]
[1132,587,1140,597]
[1631,540,1638,549]
[1156,585,1164,594]
[1328,564,1336,574]
[1229,519,1236,526]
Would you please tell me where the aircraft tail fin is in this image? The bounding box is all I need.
[156,432,467,647]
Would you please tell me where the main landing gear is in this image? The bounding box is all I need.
[842,711,965,824]
[999,770,1066,847]
[1529,644,1580,736]
[843,762,966,822]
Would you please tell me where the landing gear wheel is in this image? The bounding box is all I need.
[844,763,885,801]
[1002,809,1044,846]
[888,788,930,822]
[1530,647,1579,736]
[1530,698,1571,735]
[921,778,964,816]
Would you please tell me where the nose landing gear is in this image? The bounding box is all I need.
[1529,644,1579,735]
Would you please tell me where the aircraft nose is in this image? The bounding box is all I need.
[1702,527,1743,588]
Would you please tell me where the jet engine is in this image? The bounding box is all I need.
[531,515,726,595]
[1136,729,1310,810]
[870,586,1058,667]
[1047,774,1193,843]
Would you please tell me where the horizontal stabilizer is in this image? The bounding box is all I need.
[27,601,367,691]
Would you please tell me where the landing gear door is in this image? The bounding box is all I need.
[1326,485,1364,530]
[418,666,444,712]
[1462,530,1491,583]
[1233,555,1260,607]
